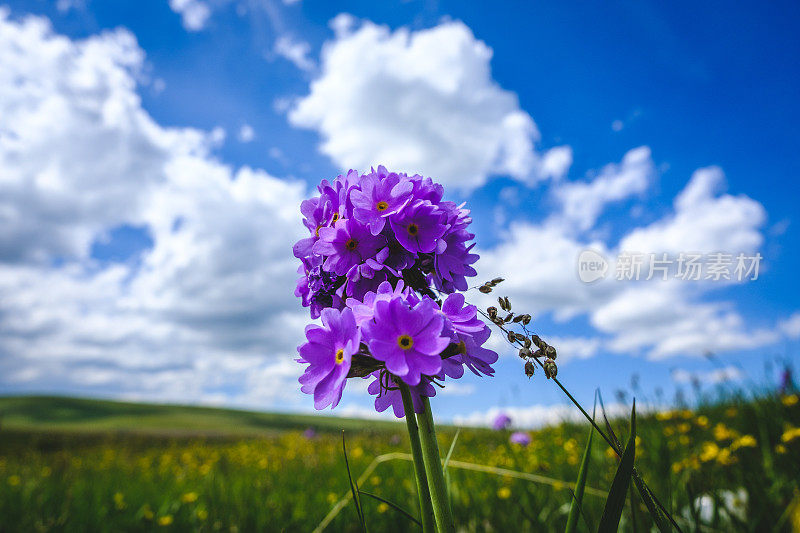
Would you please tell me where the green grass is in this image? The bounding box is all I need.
[0,395,402,436]
[1,393,799,532]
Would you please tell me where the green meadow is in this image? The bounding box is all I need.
[1,394,799,531]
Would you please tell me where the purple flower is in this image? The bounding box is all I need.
[314,218,386,277]
[367,372,436,418]
[455,326,498,377]
[492,413,512,431]
[346,280,412,326]
[441,293,485,337]
[297,308,360,410]
[292,195,337,260]
[295,256,344,319]
[363,295,450,386]
[390,201,447,254]
[350,167,412,235]
[303,427,317,439]
[510,431,531,447]
[433,232,479,292]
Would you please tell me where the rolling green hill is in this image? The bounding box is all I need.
[0,395,402,436]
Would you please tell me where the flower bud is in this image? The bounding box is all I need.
[521,314,531,326]
[519,347,531,359]
[523,336,532,348]
[543,358,557,379]
[503,313,514,323]
[544,345,557,360]
[487,306,498,319]
[530,334,542,349]
[479,284,492,294]
[514,333,526,343]
[524,361,535,378]
[491,277,505,285]
[507,331,516,343]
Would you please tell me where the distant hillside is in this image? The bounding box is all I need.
[0,395,402,436]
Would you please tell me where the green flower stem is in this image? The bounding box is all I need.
[399,383,436,533]
[416,396,455,533]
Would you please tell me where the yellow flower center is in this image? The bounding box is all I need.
[407,223,419,236]
[335,348,345,364]
[397,335,414,350]
[345,239,358,251]
[376,201,389,211]
[331,212,339,223]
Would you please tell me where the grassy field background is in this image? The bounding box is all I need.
[1,393,799,531]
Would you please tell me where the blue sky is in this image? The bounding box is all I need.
[0,0,798,427]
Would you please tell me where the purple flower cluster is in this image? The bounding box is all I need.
[293,168,496,417]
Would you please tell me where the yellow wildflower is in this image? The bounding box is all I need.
[7,475,20,486]
[181,492,198,504]
[377,503,389,514]
[656,410,675,421]
[114,492,126,510]
[679,435,690,446]
[782,395,799,407]
[776,444,788,454]
[731,435,757,451]
[725,407,738,418]
[142,505,154,520]
[716,448,736,466]
[327,492,338,504]
[158,515,173,526]
[696,416,709,428]
[197,509,208,521]
[781,426,800,443]
[677,422,691,434]
[699,442,720,462]
[713,423,736,441]
[497,487,511,499]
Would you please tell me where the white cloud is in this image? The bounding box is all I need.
[0,10,309,407]
[289,17,571,190]
[779,312,800,339]
[274,35,315,71]
[477,156,790,360]
[238,124,255,143]
[554,146,655,231]
[620,166,765,255]
[671,366,744,385]
[168,0,211,32]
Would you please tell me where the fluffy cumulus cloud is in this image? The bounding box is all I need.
[0,10,309,408]
[274,35,315,72]
[555,146,655,231]
[288,16,571,190]
[168,0,211,31]
[477,148,796,360]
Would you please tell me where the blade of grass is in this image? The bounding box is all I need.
[565,421,594,533]
[443,428,460,518]
[342,432,367,532]
[358,490,421,527]
[442,428,460,473]
[598,400,636,532]
[632,475,671,533]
